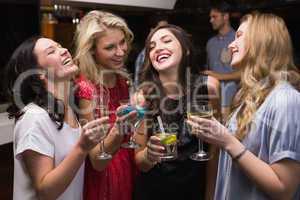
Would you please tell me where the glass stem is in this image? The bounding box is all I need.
[198,138,204,153]
[131,120,140,144]
[100,140,104,154]
[130,135,134,144]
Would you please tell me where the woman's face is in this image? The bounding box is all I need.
[228,21,248,68]
[34,38,78,80]
[94,28,128,70]
[149,28,182,73]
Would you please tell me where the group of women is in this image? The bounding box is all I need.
[4,8,300,200]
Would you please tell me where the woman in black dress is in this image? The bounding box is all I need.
[133,24,220,200]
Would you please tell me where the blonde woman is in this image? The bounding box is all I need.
[187,12,300,199]
[74,10,137,200]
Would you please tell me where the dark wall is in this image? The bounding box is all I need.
[0,0,40,104]
[0,143,13,200]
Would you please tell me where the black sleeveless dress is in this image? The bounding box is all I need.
[133,75,209,200]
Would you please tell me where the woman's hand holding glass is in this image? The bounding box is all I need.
[186,116,233,150]
[186,102,213,161]
[118,100,142,148]
[94,104,113,160]
[78,117,110,153]
[145,135,165,163]
[114,104,138,136]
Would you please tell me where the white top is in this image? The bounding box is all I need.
[13,103,84,200]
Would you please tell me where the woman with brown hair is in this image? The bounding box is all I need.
[133,24,220,200]
[5,36,108,200]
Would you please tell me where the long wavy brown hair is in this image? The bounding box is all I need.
[139,24,199,113]
[232,12,300,140]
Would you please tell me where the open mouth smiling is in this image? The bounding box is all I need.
[156,52,171,63]
[62,57,73,66]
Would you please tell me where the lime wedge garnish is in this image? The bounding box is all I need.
[160,134,177,145]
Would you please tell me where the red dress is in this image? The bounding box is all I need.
[75,74,136,200]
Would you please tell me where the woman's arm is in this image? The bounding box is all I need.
[226,136,300,200]
[204,70,241,81]
[188,117,300,199]
[79,99,137,171]
[22,119,106,200]
[78,99,123,171]
[134,120,163,172]
[23,145,86,200]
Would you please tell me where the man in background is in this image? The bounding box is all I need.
[205,2,240,122]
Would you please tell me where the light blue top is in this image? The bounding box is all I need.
[214,82,300,200]
[206,28,235,74]
[206,29,238,107]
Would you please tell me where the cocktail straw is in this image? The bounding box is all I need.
[157,116,165,134]
[157,115,171,153]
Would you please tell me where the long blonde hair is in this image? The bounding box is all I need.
[74,10,134,84]
[233,12,300,140]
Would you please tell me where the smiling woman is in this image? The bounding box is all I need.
[94,28,129,70]
[133,24,220,200]
[186,12,300,200]
[34,38,78,81]
[4,36,109,200]
[149,28,182,72]
[73,10,137,200]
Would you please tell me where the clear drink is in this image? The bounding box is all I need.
[187,101,212,161]
[187,111,213,119]
[155,133,177,161]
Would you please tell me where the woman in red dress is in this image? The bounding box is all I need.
[73,10,137,200]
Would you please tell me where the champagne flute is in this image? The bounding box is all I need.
[187,100,213,161]
[94,94,112,160]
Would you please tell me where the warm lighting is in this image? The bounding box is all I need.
[58,0,177,10]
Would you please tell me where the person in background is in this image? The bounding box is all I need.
[133,23,220,200]
[4,36,108,200]
[204,1,240,122]
[188,12,300,200]
[134,19,168,87]
[74,10,137,200]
